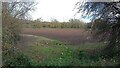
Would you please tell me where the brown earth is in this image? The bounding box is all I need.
[21,28,95,45]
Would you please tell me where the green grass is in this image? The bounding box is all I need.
[68,42,106,49]
[16,35,119,66]
[20,36,73,66]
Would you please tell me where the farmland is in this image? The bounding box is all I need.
[13,28,117,66]
[3,26,119,66]
[22,28,95,45]
[16,29,109,66]
[3,22,119,66]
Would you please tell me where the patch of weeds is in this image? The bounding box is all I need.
[3,47,33,66]
[38,46,73,66]
[78,51,88,60]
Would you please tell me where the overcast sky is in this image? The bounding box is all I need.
[30,0,91,22]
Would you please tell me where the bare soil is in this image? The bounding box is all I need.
[21,28,95,45]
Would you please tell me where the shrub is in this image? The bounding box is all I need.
[2,46,33,66]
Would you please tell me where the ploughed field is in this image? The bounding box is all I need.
[22,28,95,45]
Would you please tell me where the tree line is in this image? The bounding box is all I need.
[22,19,86,28]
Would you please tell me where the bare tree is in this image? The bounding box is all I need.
[2,2,37,45]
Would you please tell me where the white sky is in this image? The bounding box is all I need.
[30,0,91,22]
